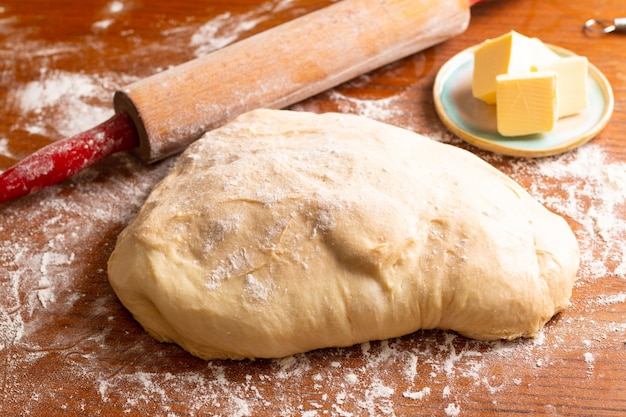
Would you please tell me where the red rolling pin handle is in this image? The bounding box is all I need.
[0,114,138,203]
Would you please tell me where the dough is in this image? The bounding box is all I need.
[107,109,579,360]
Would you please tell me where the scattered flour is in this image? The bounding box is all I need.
[0,138,15,159]
[108,0,124,13]
[190,12,265,56]
[189,0,302,57]
[92,19,115,31]
[445,403,461,417]
[403,386,431,400]
[9,70,137,138]
[594,292,626,306]
[509,145,626,280]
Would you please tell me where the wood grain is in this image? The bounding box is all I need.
[0,0,625,415]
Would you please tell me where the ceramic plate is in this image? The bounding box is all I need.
[433,44,614,157]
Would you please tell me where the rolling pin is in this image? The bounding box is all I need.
[0,0,478,203]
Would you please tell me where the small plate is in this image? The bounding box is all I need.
[433,44,614,157]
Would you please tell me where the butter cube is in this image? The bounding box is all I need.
[528,38,561,68]
[495,71,558,136]
[536,56,588,118]
[472,31,536,104]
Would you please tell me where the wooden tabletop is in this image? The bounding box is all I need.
[1,0,625,415]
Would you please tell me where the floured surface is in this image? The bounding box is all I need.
[1,0,625,415]
[1,133,624,414]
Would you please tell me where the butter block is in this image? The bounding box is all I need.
[472,31,536,104]
[528,38,561,69]
[495,71,558,136]
[536,55,588,118]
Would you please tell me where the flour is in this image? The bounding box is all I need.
[10,70,134,138]
[92,19,115,31]
[594,292,626,305]
[191,12,265,56]
[189,0,303,57]
[403,386,431,400]
[243,273,273,302]
[507,145,626,280]
[108,0,124,13]
[445,403,461,416]
[0,138,15,158]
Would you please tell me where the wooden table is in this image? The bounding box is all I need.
[1,0,625,415]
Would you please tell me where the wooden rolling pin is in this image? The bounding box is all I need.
[0,0,477,203]
[116,0,472,162]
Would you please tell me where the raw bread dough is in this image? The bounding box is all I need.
[107,109,579,360]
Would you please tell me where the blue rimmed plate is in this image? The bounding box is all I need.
[433,44,614,157]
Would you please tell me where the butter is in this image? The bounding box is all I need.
[472,31,589,137]
[472,31,535,104]
[528,38,561,68]
[535,56,588,118]
[495,71,558,136]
